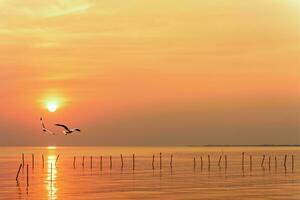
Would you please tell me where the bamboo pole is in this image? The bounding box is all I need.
[55,154,60,166]
[200,156,203,169]
[82,156,85,168]
[26,164,29,187]
[160,152,162,170]
[132,154,135,170]
[242,152,245,169]
[120,154,123,168]
[16,163,22,181]
[50,162,52,183]
[193,157,196,169]
[218,154,222,168]
[42,154,44,168]
[268,156,271,169]
[110,155,112,169]
[100,156,103,170]
[225,155,227,169]
[250,155,252,171]
[261,155,265,167]
[292,155,294,171]
[90,156,93,169]
[152,154,155,170]
[73,156,76,168]
[170,154,173,168]
[208,155,210,170]
[275,156,277,169]
[284,154,287,168]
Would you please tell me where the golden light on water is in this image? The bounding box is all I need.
[47,146,57,150]
[47,155,57,200]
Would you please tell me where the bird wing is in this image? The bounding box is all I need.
[55,124,70,131]
[45,129,55,135]
[40,117,46,129]
[71,128,81,132]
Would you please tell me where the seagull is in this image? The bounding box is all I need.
[55,124,81,135]
[40,117,55,135]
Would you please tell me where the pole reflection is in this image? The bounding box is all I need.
[47,155,57,200]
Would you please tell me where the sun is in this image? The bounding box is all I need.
[47,102,58,112]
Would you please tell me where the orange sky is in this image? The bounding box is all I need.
[0,0,299,145]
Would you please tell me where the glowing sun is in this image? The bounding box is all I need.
[47,102,58,112]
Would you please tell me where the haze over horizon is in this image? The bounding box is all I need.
[0,0,299,146]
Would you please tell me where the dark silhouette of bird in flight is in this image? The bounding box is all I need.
[55,123,81,135]
[40,117,55,135]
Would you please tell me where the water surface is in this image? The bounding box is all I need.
[0,146,299,199]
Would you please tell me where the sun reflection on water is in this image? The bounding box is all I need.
[47,155,57,200]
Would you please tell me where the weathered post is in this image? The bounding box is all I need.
[82,156,85,168]
[22,153,25,168]
[16,163,22,181]
[120,154,123,168]
[42,154,44,168]
[110,155,112,170]
[261,155,265,167]
[208,155,210,170]
[218,154,222,168]
[132,154,135,170]
[152,154,155,170]
[26,164,29,187]
[160,152,162,170]
[284,154,287,168]
[170,154,173,168]
[73,156,76,168]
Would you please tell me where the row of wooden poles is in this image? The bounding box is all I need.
[15,153,59,186]
[240,152,295,170]
[16,152,295,185]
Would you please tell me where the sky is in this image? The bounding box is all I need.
[0,0,299,146]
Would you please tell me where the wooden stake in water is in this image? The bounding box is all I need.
[73,156,76,168]
[110,155,112,169]
[82,156,85,168]
[218,154,222,168]
[90,156,93,169]
[242,152,245,169]
[200,156,203,169]
[268,156,271,169]
[170,154,173,168]
[26,164,29,187]
[225,155,227,169]
[22,153,25,168]
[50,162,52,183]
[193,157,196,169]
[284,154,287,168]
[250,155,252,171]
[100,156,103,170]
[16,163,22,181]
[121,154,124,169]
[32,154,34,169]
[275,156,277,169]
[152,154,155,170]
[132,154,135,170]
[160,152,162,170]
[208,155,210,170]
[55,154,60,166]
[292,155,294,171]
[261,155,265,167]
[42,154,44,168]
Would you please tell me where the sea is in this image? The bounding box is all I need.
[0,146,299,199]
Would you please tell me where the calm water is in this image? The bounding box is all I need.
[0,146,299,200]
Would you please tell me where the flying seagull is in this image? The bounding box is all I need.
[40,117,55,135]
[55,124,81,135]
